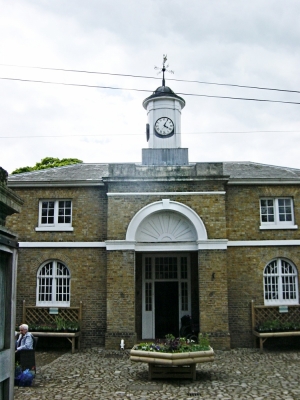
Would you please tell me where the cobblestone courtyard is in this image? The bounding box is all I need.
[14,347,300,400]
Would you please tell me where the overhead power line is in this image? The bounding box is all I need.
[1,76,300,105]
[0,63,299,94]
[1,131,300,139]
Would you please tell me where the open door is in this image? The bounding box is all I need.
[142,254,191,339]
[155,282,179,338]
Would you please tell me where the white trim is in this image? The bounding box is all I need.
[126,200,207,241]
[107,191,226,196]
[105,239,228,251]
[19,242,106,248]
[17,239,300,248]
[18,239,300,250]
[106,241,196,251]
[228,240,300,247]
[197,239,228,249]
[106,241,136,250]
[259,225,298,230]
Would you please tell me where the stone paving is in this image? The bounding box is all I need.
[14,347,300,400]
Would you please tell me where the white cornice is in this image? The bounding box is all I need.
[18,239,300,249]
[228,240,300,246]
[19,242,106,248]
[107,191,226,196]
[106,239,228,251]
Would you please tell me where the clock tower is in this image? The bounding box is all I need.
[142,56,188,166]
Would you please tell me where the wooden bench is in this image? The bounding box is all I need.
[251,300,300,352]
[22,300,82,354]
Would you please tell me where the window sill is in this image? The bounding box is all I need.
[264,301,299,306]
[35,227,74,232]
[260,225,298,230]
[36,303,70,307]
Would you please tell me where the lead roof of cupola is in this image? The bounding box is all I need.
[142,85,186,109]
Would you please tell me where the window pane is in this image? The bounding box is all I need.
[181,257,188,279]
[145,257,152,279]
[155,257,177,279]
[41,201,55,225]
[38,277,52,302]
[278,198,292,223]
[57,201,72,224]
[260,199,274,222]
[145,282,152,311]
[181,282,188,311]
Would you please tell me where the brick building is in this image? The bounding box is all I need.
[6,79,300,350]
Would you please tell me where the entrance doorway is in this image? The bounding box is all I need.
[155,282,179,338]
[142,254,191,339]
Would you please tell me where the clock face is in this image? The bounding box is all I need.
[154,117,174,138]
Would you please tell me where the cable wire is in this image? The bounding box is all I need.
[1,131,300,139]
[0,63,299,94]
[1,76,300,105]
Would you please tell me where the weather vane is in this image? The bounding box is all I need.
[154,54,174,87]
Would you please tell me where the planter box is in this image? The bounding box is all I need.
[130,347,214,380]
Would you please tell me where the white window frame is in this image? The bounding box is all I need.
[36,260,70,306]
[36,199,74,231]
[259,197,297,230]
[263,258,299,305]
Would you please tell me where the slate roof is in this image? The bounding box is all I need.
[7,161,300,185]
[223,162,300,180]
[8,163,109,184]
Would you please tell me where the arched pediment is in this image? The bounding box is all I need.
[136,211,197,242]
[126,200,207,242]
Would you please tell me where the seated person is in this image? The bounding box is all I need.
[15,324,33,359]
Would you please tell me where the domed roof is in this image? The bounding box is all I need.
[143,85,185,109]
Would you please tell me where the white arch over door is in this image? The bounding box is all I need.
[126,199,207,242]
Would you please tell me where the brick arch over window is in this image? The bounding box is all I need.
[264,258,299,305]
[126,200,207,242]
[36,260,70,307]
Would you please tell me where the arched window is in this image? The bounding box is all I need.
[264,258,298,305]
[36,260,70,306]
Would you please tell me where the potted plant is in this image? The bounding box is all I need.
[130,334,214,380]
[66,320,80,332]
[55,316,67,331]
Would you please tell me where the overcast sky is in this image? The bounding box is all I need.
[1,0,300,174]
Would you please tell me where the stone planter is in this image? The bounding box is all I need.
[130,347,214,380]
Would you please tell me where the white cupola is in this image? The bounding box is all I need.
[143,85,185,149]
[142,56,188,166]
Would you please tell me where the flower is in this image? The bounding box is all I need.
[133,333,210,353]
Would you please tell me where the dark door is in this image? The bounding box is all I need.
[155,282,179,338]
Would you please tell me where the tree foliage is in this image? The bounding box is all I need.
[12,157,83,174]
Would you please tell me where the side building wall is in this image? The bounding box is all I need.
[226,184,300,347]
[6,186,108,348]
